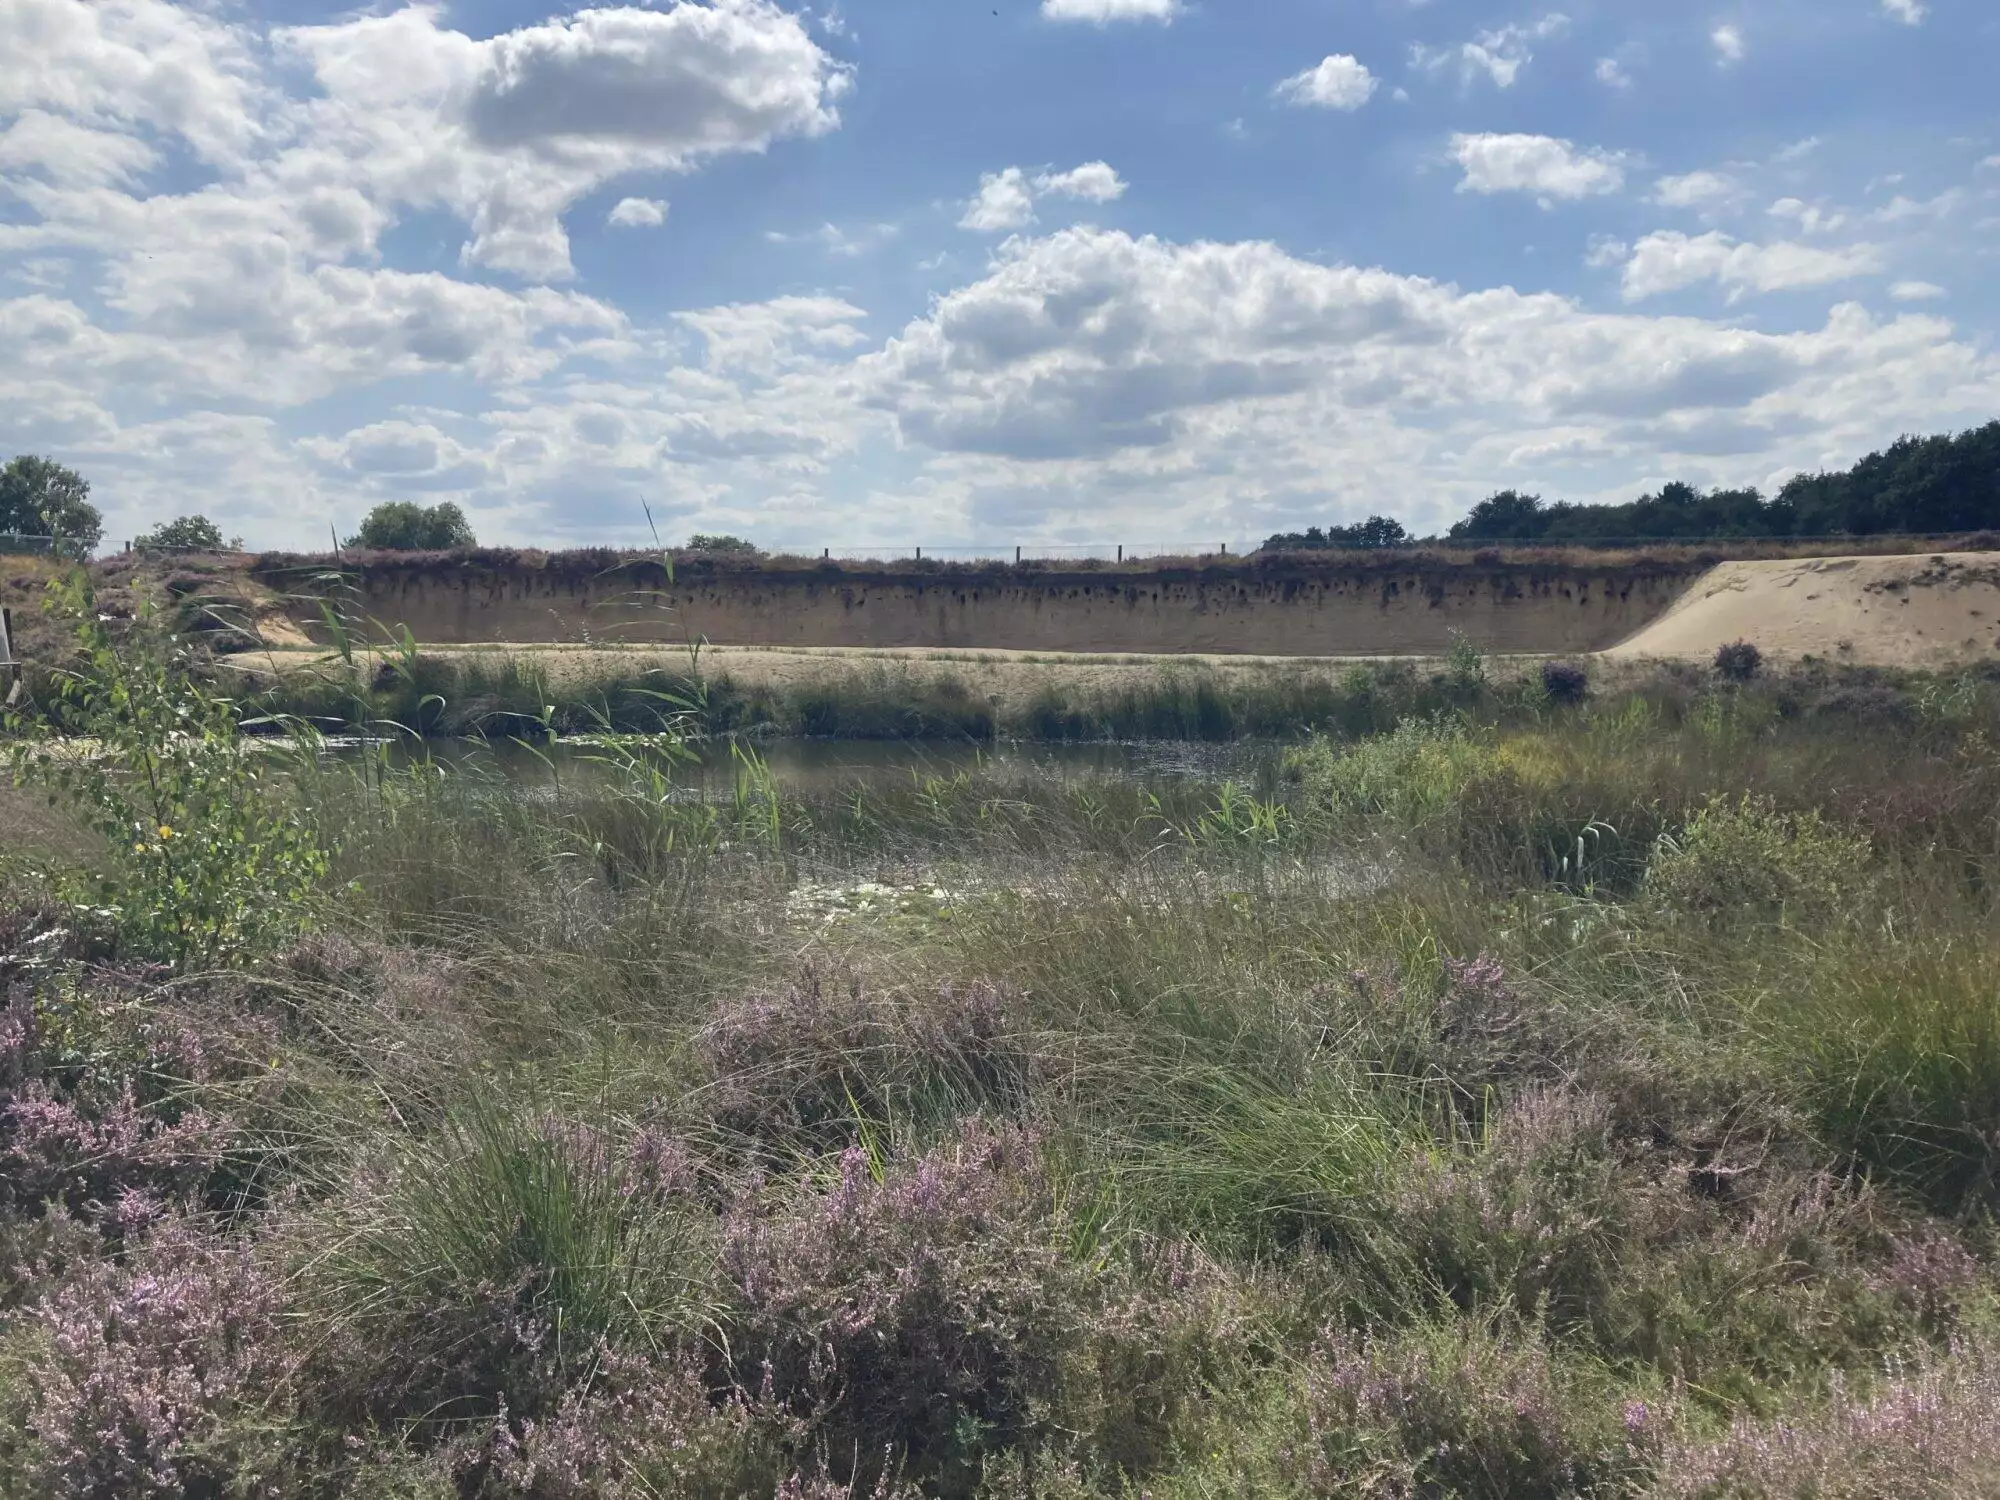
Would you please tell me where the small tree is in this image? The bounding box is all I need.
[1713,641,1763,683]
[0,455,104,553]
[1540,659,1590,704]
[346,502,476,551]
[135,515,240,553]
[684,533,762,557]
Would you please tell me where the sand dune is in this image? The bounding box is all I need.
[1607,553,2000,667]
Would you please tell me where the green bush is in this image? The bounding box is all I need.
[5,574,326,968]
[1644,794,1871,928]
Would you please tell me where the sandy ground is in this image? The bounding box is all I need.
[1606,553,2000,667]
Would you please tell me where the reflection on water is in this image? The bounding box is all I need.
[349,736,1280,799]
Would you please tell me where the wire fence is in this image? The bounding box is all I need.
[0,532,88,559]
[782,543,1234,563]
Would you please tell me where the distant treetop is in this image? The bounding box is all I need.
[0,455,103,553]
[1261,419,2000,553]
[1260,515,1409,552]
[346,501,476,551]
[683,533,763,556]
[136,515,240,553]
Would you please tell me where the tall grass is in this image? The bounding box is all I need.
[5,639,2000,1495]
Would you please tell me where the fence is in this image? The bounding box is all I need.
[0,532,88,559]
[783,543,1234,563]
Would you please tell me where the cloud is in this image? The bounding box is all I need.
[1881,0,1926,23]
[1040,0,1179,23]
[1594,57,1632,89]
[959,162,1127,232]
[1653,170,1740,210]
[1416,14,1569,90]
[959,168,1038,232]
[608,196,668,228]
[1275,55,1379,111]
[270,2,851,279]
[1768,198,1847,235]
[766,221,901,256]
[1889,281,1946,301]
[1035,162,1128,203]
[1621,231,1882,301]
[1452,133,1629,202]
[1711,24,1745,65]
[675,294,867,373]
[852,228,1999,542]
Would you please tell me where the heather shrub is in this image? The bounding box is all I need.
[1650,1343,2000,1498]
[698,970,1030,1153]
[1285,1322,1656,1498]
[472,1349,816,1500]
[1,977,232,1229]
[1713,641,1762,682]
[1644,794,1871,928]
[722,1123,1087,1496]
[15,1215,297,1498]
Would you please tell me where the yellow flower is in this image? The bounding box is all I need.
[133,842,147,854]
[156,825,174,839]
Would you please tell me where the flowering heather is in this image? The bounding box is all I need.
[1651,1345,2000,1498]
[699,968,1027,1149]
[1288,1324,1657,1497]
[722,1121,1084,1488]
[22,1215,293,1497]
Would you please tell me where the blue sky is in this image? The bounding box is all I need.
[2,0,1995,552]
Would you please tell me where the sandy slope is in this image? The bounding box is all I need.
[1607,553,2000,667]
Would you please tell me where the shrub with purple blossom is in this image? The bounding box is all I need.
[1286,1322,1659,1498]
[722,1122,1086,1494]
[1650,1343,2000,1498]
[19,1214,296,1497]
[699,969,1028,1152]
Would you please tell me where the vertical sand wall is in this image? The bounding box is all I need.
[262,556,1704,656]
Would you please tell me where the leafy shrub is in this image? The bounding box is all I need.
[7,576,326,968]
[1644,794,1871,928]
[1284,718,1498,830]
[1540,660,1590,704]
[1714,641,1763,682]
[1446,630,1488,693]
[132,516,237,554]
[682,534,763,557]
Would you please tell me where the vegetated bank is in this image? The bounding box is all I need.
[5,583,2000,1496]
[251,547,1709,656]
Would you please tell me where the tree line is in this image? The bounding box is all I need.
[1263,419,2000,551]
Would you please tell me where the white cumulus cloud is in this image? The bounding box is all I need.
[1452,133,1629,203]
[1653,170,1740,210]
[1035,161,1128,203]
[960,162,1127,232]
[1040,0,1179,23]
[1275,55,1379,111]
[1881,0,1926,23]
[1621,231,1882,301]
[1711,24,1745,65]
[1889,280,1946,301]
[607,197,668,228]
[1416,14,1569,90]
